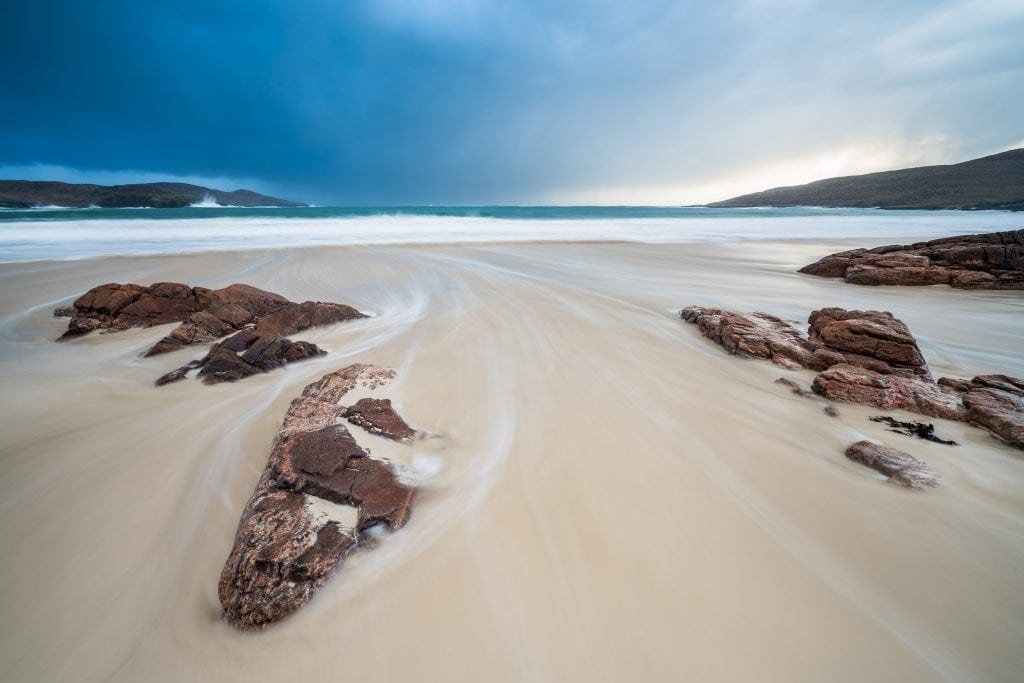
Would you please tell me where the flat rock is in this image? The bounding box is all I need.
[800,230,1024,290]
[54,281,366,356]
[844,441,939,488]
[219,364,417,629]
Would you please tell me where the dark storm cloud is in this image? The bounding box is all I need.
[2,0,1022,203]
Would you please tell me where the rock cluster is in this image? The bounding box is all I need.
[54,281,366,355]
[844,441,940,488]
[799,229,1024,289]
[682,305,1023,449]
[219,364,419,629]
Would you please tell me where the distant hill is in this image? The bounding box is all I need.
[708,148,1024,211]
[0,180,305,208]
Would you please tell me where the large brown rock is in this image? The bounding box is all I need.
[218,364,417,629]
[812,364,965,420]
[844,441,939,488]
[807,308,930,379]
[54,281,366,357]
[800,230,1024,289]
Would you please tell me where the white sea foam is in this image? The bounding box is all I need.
[1,210,1021,262]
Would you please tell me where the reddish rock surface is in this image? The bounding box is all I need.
[799,230,1024,289]
[683,304,1024,450]
[53,281,366,355]
[682,305,931,377]
[812,364,965,420]
[935,374,1024,448]
[807,308,929,379]
[156,330,325,385]
[218,364,417,629]
[343,398,418,441]
[681,306,815,369]
[844,441,939,488]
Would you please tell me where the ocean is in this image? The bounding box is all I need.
[1,205,1021,262]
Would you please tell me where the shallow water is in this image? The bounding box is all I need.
[0,235,1022,682]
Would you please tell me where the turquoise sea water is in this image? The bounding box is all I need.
[1,205,1020,262]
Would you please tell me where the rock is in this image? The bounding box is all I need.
[157,331,325,385]
[251,301,367,337]
[680,306,814,369]
[54,281,366,356]
[683,306,932,379]
[800,230,1024,290]
[963,389,1024,449]
[807,308,930,379]
[844,441,939,488]
[868,416,957,445]
[343,398,418,441]
[823,405,839,417]
[812,364,966,421]
[218,364,417,629]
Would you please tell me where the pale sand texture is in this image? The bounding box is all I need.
[0,239,1022,682]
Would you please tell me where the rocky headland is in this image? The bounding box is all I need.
[799,229,1024,289]
[708,148,1024,211]
[0,180,304,208]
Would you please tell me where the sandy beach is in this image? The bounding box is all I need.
[1,238,1022,682]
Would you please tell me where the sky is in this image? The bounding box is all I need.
[1,0,1022,205]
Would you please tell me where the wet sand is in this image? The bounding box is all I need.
[1,239,1022,682]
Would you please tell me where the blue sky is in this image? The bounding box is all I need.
[1,0,1022,204]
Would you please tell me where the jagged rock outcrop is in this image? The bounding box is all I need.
[844,441,939,488]
[53,281,366,356]
[156,330,325,385]
[799,230,1024,290]
[219,364,418,629]
[682,304,1023,449]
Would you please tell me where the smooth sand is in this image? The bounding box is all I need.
[1,240,1022,682]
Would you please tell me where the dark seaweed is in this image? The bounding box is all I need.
[869,416,958,446]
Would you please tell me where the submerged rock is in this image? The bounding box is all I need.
[218,364,418,630]
[844,441,940,488]
[53,281,366,355]
[799,229,1024,290]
